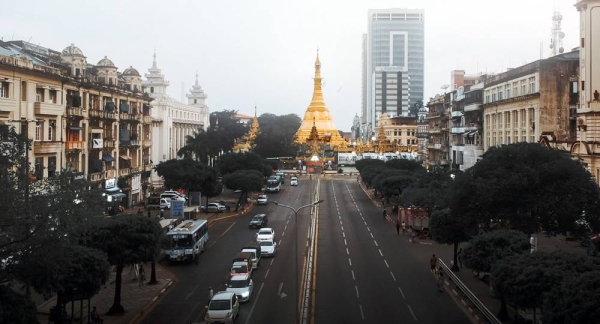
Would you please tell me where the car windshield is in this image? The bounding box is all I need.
[260,241,273,247]
[228,279,249,288]
[252,217,263,222]
[232,265,248,273]
[258,229,271,234]
[209,300,230,310]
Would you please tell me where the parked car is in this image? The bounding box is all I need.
[226,275,254,302]
[257,194,268,205]
[205,291,239,324]
[201,202,226,213]
[161,191,186,202]
[160,197,171,210]
[256,227,275,242]
[259,240,277,257]
[249,214,268,228]
[290,177,298,186]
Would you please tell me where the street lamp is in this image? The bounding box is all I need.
[271,199,324,324]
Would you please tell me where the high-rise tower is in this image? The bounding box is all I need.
[363,8,424,140]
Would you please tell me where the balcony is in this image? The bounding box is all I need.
[33,141,61,154]
[67,107,84,117]
[144,164,153,172]
[119,113,137,121]
[143,139,152,147]
[89,110,117,119]
[0,97,15,113]
[66,141,85,150]
[34,102,63,116]
[451,111,463,119]
[89,171,105,182]
[130,139,140,146]
[143,116,152,124]
[104,139,115,148]
[119,168,130,177]
[464,103,481,112]
[428,127,441,134]
[130,166,141,174]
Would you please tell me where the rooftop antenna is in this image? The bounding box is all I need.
[549,7,565,57]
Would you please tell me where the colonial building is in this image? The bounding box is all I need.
[450,81,484,171]
[481,50,578,151]
[143,54,209,188]
[377,114,418,153]
[0,41,152,206]
[425,93,451,168]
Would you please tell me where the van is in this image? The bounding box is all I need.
[241,243,261,269]
[233,252,255,270]
[160,197,171,210]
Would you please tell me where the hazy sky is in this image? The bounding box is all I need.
[1,0,579,132]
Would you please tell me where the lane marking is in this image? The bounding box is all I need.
[344,239,347,246]
[390,271,396,281]
[373,240,378,246]
[370,233,374,238]
[270,259,274,266]
[407,304,418,321]
[348,258,352,266]
[244,282,264,324]
[343,232,345,238]
[346,248,350,255]
[264,268,270,279]
[359,305,365,320]
[220,222,236,236]
[366,226,370,232]
[398,287,405,299]
[378,249,383,256]
[355,285,360,298]
[384,260,389,268]
[351,270,355,280]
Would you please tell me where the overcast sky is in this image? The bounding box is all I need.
[1,0,579,132]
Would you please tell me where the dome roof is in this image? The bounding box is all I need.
[61,43,84,56]
[123,66,140,77]
[97,56,116,68]
[419,106,427,112]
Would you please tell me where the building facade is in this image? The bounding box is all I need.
[450,82,484,171]
[364,8,424,139]
[425,93,451,168]
[378,114,418,152]
[143,54,209,188]
[0,41,153,207]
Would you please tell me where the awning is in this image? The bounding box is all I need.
[109,193,126,199]
[69,126,83,131]
[119,156,132,160]
[102,155,115,162]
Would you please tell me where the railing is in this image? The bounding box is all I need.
[143,116,152,123]
[119,168,130,177]
[130,139,140,146]
[144,164,153,172]
[89,171,105,182]
[143,139,152,147]
[104,140,115,148]
[437,259,501,324]
[130,166,141,174]
[67,107,84,117]
[66,141,84,150]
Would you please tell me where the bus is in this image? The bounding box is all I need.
[165,219,209,263]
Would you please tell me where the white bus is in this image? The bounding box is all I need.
[165,219,209,263]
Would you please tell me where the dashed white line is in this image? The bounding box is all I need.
[384,260,389,268]
[370,233,374,238]
[378,249,383,256]
[367,226,371,232]
[355,285,360,298]
[398,287,406,299]
[344,239,347,245]
[351,270,355,280]
[270,259,275,266]
[348,258,352,266]
[390,271,396,281]
[374,240,378,246]
[343,232,346,238]
[363,221,367,226]
[407,305,418,321]
[346,248,350,255]
[264,269,270,279]
[359,305,365,320]
[341,226,344,231]
[284,225,287,231]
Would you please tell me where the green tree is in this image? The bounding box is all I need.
[448,143,600,235]
[386,158,424,172]
[222,170,264,210]
[399,169,453,212]
[0,286,38,324]
[543,270,600,324]
[355,158,385,173]
[84,215,161,314]
[208,110,249,162]
[217,152,272,177]
[430,209,476,271]
[461,230,530,319]
[178,128,210,164]
[253,113,301,158]
[154,159,221,204]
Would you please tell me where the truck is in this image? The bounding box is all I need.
[401,207,430,237]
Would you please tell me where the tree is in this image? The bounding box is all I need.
[207,110,249,163]
[217,152,272,177]
[154,159,221,205]
[461,230,530,319]
[178,128,210,164]
[399,169,453,212]
[386,158,424,172]
[222,170,264,210]
[0,286,38,324]
[253,113,301,158]
[355,158,385,173]
[448,143,600,235]
[430,209,476,271]
[543,270,600,324]
[84,215,161,314]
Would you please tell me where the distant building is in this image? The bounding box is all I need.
[143,53,209,188]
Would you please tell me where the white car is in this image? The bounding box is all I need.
[290,177,298,186]
[205,291,239,324]
[259,240,277,257]
[257,194,268,205]
[255,227,275,242]
[226,275,254,302]
[201,202,227,213]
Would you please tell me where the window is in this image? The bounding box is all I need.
[521,80,527,95]
[35,157,43,180]
[150,87,154,93]
[513,82,519,97]
[505,85,510,98]
[48,156,56,178]
[529,77,536,93]
[49,90,57,103]
[492,93,496,101]
[21,81,27,101]
[0,81,9,98]
[35,122,41,141]
[36,88,44,102]
[48,120,56,141]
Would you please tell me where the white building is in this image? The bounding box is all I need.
[143,53,209,188]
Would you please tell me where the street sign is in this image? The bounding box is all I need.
[171,200,184,217]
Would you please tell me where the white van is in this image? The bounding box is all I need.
[160,197,171,210]
[241,247,260,269]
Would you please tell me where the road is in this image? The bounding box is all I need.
[142,176,468,323]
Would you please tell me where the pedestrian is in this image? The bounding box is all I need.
[437,271,444,291]
[430,254,437,274]
[90,306,103,324]
[396,221,401,235]
[457,248,463,269]
[138,264,145,287]
[383,209,388,220]
[401,221,406,235]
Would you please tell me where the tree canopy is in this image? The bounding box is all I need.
[154,158,220,196]
[461,230,530,274]
[253,113,301,158]
[447,143,600,235]
[222,170,264,209]
[217,152,273,177]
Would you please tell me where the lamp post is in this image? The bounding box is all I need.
[271,199,324,324]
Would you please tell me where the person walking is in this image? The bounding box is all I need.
[138,264,145,287]
[401,221,407,235]
[430,254,437,274]
[396,221,401,235]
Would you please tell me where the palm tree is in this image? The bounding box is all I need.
[178,128,209,164]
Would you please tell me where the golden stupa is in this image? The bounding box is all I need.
[294,51,347,147]
[233,106,261,152]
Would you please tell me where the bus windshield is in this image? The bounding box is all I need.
[168,234,194,249]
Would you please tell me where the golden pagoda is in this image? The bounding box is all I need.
[375,113,392,154]
[294,51,347,147]
[233,106,261,152]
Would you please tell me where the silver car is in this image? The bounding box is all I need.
[259,240,277,257]
[226,275,254,302]
[205,291,239,324]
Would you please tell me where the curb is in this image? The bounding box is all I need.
[207,203,255,226]
[129,280,174,324]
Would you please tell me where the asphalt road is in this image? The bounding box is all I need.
[142,176,468,323]
[314,178,468,323]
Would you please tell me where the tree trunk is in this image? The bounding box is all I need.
[236,191,246,211]
[497,296,509,320]
[452,242,460,271]
[107,265,125,314]
[148,261,157,285]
